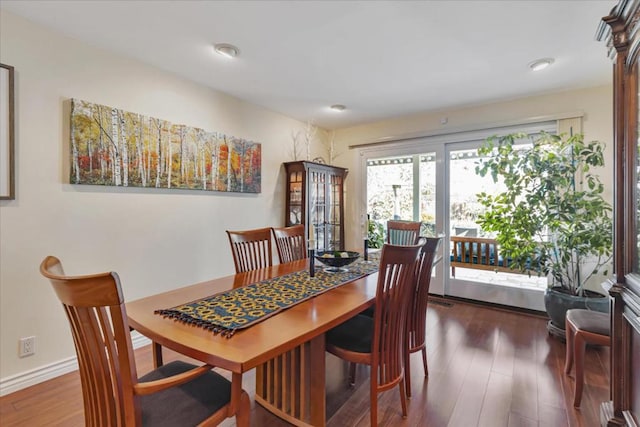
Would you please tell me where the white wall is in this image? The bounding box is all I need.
[0,10,323,386]
[333,85,614,282]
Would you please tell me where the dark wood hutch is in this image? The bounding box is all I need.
[597,1,640,425]
[283,161,348,251]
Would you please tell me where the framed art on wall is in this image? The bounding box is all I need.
[0,63,15,200]
[70,98,262,194]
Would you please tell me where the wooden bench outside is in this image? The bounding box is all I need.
[450,235,519,277]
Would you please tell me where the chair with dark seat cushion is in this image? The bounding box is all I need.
[326,242,423,426]
[564,308,611,407]
[226,227,273,273]
[40,255,250,427]
[271,224,307,264]
[387,220,422,245]
[405,236,442,397]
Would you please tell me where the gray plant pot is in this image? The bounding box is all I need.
[543,286,610,338]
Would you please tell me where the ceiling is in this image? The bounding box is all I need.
[0,0,618,129]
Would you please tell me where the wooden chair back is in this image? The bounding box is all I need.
[272,225,307,264]
[42,256,250,426]
[366,242,422,425]
[40,256,141,426]
[226,227,273,273]
[387,220,422,245]
[405,236,443,396]
[372,242,422,385]
[325,242,422,426]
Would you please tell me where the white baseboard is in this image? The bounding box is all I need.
[0,332,151,397]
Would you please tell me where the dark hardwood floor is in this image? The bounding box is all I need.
[0,299,609,426]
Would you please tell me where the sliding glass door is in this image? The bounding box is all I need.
[445,142,546,311]
[364,145,445,294]
[366,153,436,236]
[362,122,556,311]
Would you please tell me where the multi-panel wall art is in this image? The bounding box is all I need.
[70,99,261,193]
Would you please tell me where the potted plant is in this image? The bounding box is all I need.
[474,132,613,336]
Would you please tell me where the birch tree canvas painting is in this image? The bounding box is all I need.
[70,99,261,193]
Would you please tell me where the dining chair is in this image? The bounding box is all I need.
[271,224,307,264]
[40,256,250,427]
[564,308,611,407]
[387,220,422,245]
[404,236,442,397]
[325,242,423,426]
[226,227,273,273]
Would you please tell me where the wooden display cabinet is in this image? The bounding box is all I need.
[598,1,640,425]
[283,161,348,251]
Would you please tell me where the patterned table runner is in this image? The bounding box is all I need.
[155,255,380,338]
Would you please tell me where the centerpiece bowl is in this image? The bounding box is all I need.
[314,251,360,272]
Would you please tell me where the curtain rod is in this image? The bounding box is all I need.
[347,111,584,149]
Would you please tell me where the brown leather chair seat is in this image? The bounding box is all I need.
[564,308,611,407]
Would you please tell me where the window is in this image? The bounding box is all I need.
[366,153,436,238]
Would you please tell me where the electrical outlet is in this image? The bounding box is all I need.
[19,336,35,357]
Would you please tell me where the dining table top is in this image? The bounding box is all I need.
[126,258,379,374]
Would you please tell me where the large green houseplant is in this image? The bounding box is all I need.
[475,132,613,333]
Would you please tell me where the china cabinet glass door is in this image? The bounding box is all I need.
[309,170,327,250]
[288,171,303,225]
[329,174,343,249]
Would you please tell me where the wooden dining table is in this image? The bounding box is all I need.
[126,258,379,427]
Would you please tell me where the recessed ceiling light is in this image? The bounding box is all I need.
[330,104,346,112]
[529,58,554,71]
[213,43,239,59]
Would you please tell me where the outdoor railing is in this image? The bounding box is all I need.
[450,235,521,277]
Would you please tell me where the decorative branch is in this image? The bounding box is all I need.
[303,120,316,161]
[290,129,302,161]
[322,129,343,165]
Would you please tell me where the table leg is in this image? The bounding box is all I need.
[230,372,243,414]
[152,341,163,368]
[255,334,326,427]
